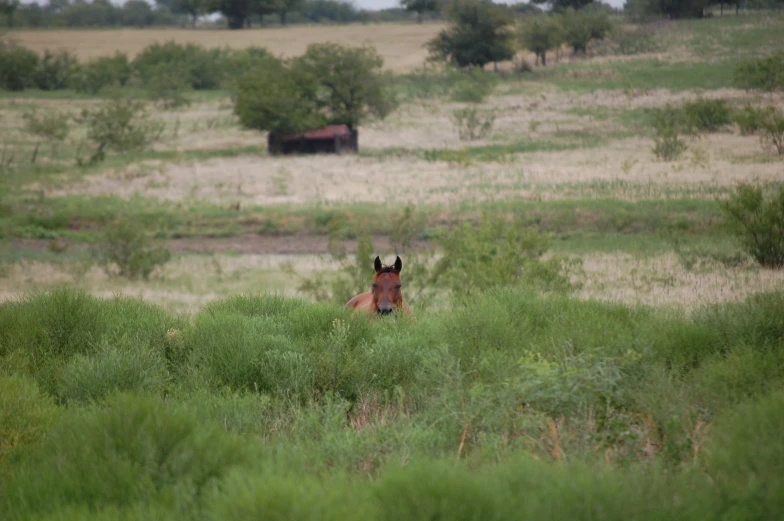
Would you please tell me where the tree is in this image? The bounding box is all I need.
[531,0,593,11]
[212,0,275,28]
[427,0,515,69]
[625,0,711,19]
[0,0,19,27]
[400,0,439,23]
[519,15,564,66]
[233,44,394,152]
[274,0,303,24]
[560,7,611,54]
[121,0,155,26]
[172,0,208,26]
[291,43,393,130]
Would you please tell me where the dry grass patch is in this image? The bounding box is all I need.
[9,24,444,72]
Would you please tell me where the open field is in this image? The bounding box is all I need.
[2,13,784,521]
[7,23,445,71]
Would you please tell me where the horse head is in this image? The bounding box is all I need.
[372,255,403,316]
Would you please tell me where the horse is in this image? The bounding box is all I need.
[345,256,411,318]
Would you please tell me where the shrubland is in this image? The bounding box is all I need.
[1,286,783,519]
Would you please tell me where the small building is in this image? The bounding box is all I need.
[268,124,358,155]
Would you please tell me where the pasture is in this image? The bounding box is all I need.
[1,12,784,521]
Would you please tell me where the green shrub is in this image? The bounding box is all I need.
[432,214,572,296]
[78,99,163,156]
[133,41,225,90]
[185,312,310,398]
[706,391,784,520]
[734,51,784,92]
[733,104,766,136]
[560,8,612,54]
[75,53,131,94]
[610,26,660,55]
[35,49,80,90]
[96,216,171,279]
[221,46,275,90]
[757,106,784,155]
[56,339,168,404]
[518,15,564,66]
[720,184,784,268]
[0,39,39,91]
[374,462,499,521]
[142,61,191,109]
[650,105,688,160]
[0,375,58,465]
[0,393,246,519]
[682,98,732,133]
[449,70,497,103]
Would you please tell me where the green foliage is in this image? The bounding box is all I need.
[292,43,393,129]
[624,0,712,20]
[79,99,163,153]
[427,0,515,68]
[610,26,661,55]
[518,15,564,66]
[22,109,70,143]
[400,0,440,22]
[75,53,132,94]
[133,41,225,90]
[734,51,784,92]
[0,38,39,91]
[142,61,191,109]
[0,393,246,520]
[0,375,58,465]
[96,216,172,279]
[560,8,612,54]
[706,391,784,520]
[755,105,784,155]
[34,49,80,90]
[452,106,496,140]
[450,69,498,102]
[720,184,784,268]
[233,54,325,137]
[650,105,688,160]
[56,339,169,404]
[432,214,572,296]
[733,104,766,136]
[221,46,274,89]
[682,97,732,133]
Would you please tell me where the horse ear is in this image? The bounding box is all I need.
[394,256,402,273]
[374,256,382,273]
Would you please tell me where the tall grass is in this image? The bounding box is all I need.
[1,286,783,520]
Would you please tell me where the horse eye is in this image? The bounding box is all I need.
[372,284,378,289]
[395,285,402,290]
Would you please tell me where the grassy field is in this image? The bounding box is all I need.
[6,23,445,71]
[1,13,784,521]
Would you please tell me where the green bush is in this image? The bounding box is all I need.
[0,393,246,519]
[79,99,163,154]
[221,46,275,90]
[449,69,498,103]
[35,49,80,90]
[682,98,732,133]
[0,39,39,91]
[706,391,784,520]
[650,105,688,160]
[610,26,661,55]
[720,184,784,268]
[56,339,168,404]
[133,41,225,90]
[734,51,784,92]
[75,53,131,94]
[734,104,766,136]
[432,214,572,296]
[0,375,58,465]
[560,8,612,55]
[142,61,191,109]
[518,15,564,66]
[96,216,171,279]
[452,106,496,140]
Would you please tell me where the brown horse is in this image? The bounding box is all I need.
[345,256,411,318]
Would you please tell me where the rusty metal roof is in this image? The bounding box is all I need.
[282,124,350,141]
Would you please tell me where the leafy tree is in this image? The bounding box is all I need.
[560,8,611,54]
[291,43,392,131]
[721,184,784,268]
[0,0,18,27]
[121,0,155,26]
[212,0,275,28]
[172,0,209,26]
[625,0,711,19]
[518,15,564,66]
[233,55,325,137]
[427,0,515,69]
[400,0,439,23]
[274,0,304,24]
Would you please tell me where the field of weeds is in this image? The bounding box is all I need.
[1,13,784,520]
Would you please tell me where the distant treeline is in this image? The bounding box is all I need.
[0,0,548,29]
